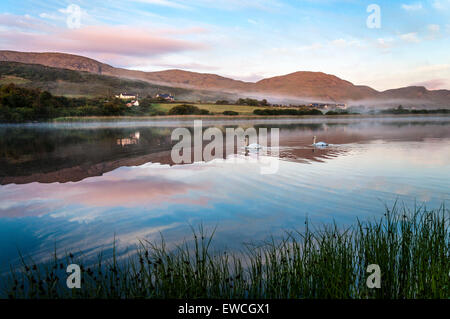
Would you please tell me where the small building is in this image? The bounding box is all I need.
[156,93,174,102]
[116,93,137,100]
[126,100,140,107]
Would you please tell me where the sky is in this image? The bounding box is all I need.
[0,0,449,91]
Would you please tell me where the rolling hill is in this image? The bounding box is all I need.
[0,61,237,102]
[0,50,449,107]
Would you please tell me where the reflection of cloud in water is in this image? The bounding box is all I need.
[0,164,214,218]
[0,156,280,219]
[0,118,449,270]
[366,140,450,168]
[64,177,208,208]
[2,117,449,186]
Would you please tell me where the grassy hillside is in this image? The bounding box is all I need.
[153,103,263,115]
[0,75,31,85]
[0,61,237,102]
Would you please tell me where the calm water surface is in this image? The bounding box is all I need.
[0,116,449,272]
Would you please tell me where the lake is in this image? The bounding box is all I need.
[0,116,449,273]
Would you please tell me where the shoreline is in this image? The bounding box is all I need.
[1,114,449,128]
[36,113,450,123]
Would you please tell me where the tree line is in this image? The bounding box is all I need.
[380,105,449,115]
[0,84,164,122]
[216,98,270,106]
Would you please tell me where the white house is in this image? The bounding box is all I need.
[156,93,174,102]
[126,100,139,107]
[116,93,137,100]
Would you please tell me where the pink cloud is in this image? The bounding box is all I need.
[0,15,207,67]
[64,177,210,207]
[0,25,205,56]
[0,173,212,218]
[154,62,220,71]
[0,13,54,32]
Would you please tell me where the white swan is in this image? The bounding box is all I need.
[244,137,262,150]
[313,136,328,147]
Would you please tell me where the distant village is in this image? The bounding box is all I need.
[115,92,175,107]
[308,103,347,110]
[114,92,347,111]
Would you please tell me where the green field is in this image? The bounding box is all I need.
[153,103,265,115]
[0,75,31,85]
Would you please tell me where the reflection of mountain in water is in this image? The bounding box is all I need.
[0,119,449,185]
[0,127,174,184]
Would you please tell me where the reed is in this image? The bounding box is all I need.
[2,204,448,299]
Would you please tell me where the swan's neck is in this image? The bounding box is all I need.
[245,137,249,146]
[313,137,316,144]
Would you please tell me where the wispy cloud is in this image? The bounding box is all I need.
[129,0,284,11]
[153,61,219,71]
[38,12,63,21]
[0,19,207,66]
[399,32,421,43]
[297,42,323,52]
[330,38,361,48]
[0,1,449,90]
[376,38,395,49]
[427,24,440,32]
[0,13,53,32]
[273,38,362,55]
[412,78,447,89]
[131,0,190,9]
[432,0,450,10]
[401,3,423,11]
[179,0,284,11]
[413,63,450,73]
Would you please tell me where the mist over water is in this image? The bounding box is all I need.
[0,116,449,273]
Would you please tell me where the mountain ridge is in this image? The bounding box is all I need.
[0,50,449,107]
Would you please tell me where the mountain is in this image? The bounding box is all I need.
[0,50,113,74]
[380,86,450,103]
[252,71,379,101]
[0,50,246,91]
[0,61,238,102]
[0,50,449,107]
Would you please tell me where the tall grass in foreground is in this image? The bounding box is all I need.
[2,204,449,299]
